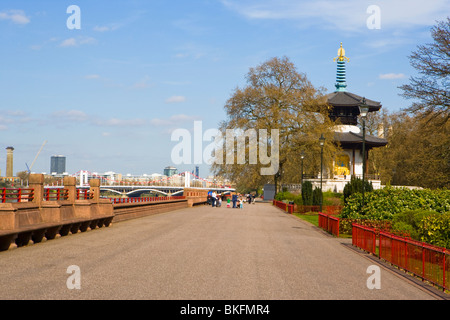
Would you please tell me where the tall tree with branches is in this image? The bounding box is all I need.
[212,56,339,193]
[399,17,450,125]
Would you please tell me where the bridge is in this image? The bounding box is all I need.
[46,170,235,197]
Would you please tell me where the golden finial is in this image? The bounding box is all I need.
[333,42,350,62]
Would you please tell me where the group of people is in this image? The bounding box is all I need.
[207,192,256,209]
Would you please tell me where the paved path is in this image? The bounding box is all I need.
[0,202,442,300]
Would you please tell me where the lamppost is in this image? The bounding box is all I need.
[300,151,305,187]
[359,98,369,206]
[319,134,325,213]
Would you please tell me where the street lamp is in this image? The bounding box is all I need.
[319,134,325,213]
[359,98,369,206]
[300,151,305,187]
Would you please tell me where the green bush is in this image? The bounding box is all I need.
[343,176,373,204]
[417,212,450,249]
[312,187,322,206]
[341,187,450,220]
[275,191,302,206]
[302,181,313,205]
[323,191,343,206]
[391,209,436,240]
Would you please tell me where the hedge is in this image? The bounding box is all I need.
[340,187,450,220]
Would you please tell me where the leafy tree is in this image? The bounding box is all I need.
[312,187,323,206]
[343,176,373,204]
[302,181,313,205]
[369,111,449,189]
[399,17,450,125]
[212,56,340,193]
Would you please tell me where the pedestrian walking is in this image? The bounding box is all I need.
[212,191,217,207]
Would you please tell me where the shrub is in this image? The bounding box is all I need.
[343,176,373,204]
[302,181,313,205]
[275,191,302,206]
[391,210,436,240]
[312,187,322,206]
[417,212,450,249]
[341,187,450,220]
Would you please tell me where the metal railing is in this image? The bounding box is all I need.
[44,188,69,201]
[1,188,35,203]
[295,205,343,215]
[77,189,93,200]
[110,196,186,204]
[353,223,450,291]
[273,200,294,214]
[318,212,340,237]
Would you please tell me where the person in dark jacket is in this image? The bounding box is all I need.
[232,194,238,208]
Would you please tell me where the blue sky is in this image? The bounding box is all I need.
[0,0,449,178]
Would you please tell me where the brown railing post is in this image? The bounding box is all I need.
[89,179,100,204]
[29,174,44,207]
[64,176,77,204]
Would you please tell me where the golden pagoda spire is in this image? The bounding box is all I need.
[333,42,350,62]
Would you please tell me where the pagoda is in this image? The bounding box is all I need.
[325,43,387,191]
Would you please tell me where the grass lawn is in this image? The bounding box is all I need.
[293,212,352,238]
[293,213,319,226]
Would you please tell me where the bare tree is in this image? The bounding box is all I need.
[399,17,450,125]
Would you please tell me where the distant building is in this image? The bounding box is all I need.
[6,146,14,177]
[50,155,66,175]
[163,166,178,177]
[195,166,199,178]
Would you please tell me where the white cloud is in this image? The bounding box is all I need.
[52,110,88,122]
[379,73,406,80]
[93,23,121,32]
[0,10,30,25]
[93,26,110,32]
[133,75,154,89]
[95,118,147,127]
[165,96,186,103]
[60,38,77,47]
[60,37,97,47]
[221,0,450,31]
[150,114,200,126]
[85,74,101,79]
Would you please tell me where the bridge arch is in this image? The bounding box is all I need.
[100,188,125,196]
[125,189,170,197]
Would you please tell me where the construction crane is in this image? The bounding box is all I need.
[26,140,47,174]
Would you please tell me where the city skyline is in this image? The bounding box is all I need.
[0,1,449,176]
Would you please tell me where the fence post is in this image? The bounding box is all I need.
[373,229,376,255]
[442,249,446,291]
[29,174,44,207]
[89,179,100,204]
[64,176,77,204]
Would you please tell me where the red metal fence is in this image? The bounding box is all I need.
[273,200,294,214]
[44,188,69,201]
[77,189,93,200]
[111,196,186,204]
[318,212,340,237]
[352,223,377,255]
[1,188,34,203]
[352,223,450,291]
[295,205,342,215]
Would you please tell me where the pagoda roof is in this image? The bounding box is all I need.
[334,131,388,148]
[327,91,382,112]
